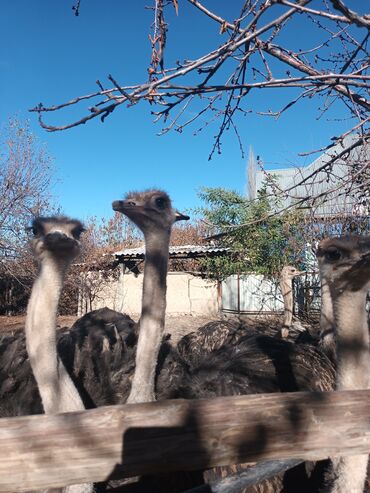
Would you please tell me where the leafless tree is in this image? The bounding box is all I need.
[31,1,369,221]
[0,118,55,313]
[69,214,141,315]
[0,118,54,258]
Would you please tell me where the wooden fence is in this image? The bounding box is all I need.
[1,389,370,492]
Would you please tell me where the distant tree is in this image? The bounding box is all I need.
[168,220,206,273]
[61,213,142,315]
[98,212,141,251]
[0,118,55,314]
[194,182,303,279]
[0,118,54,259]
[170,221,206,247]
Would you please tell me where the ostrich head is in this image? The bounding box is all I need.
[316,235,370,293]
[112,189,189,234]
[280,265,304,281]
[28,216,85,262]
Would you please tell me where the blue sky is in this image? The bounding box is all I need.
[0,1,356,222]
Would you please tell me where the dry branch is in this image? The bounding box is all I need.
[29,1,370,220]
[2,390,370,491]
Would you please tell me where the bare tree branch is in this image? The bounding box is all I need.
[29,1,370,221]
[329,0,370,28]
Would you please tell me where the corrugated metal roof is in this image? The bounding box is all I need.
[115,244,229,259]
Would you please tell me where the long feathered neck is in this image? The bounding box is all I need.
[319,278,336,357]
[127,229,170,403]
[328,283,369,493]
[332,286,369,390]
[280,276,293,328]
[320,278,334,334]
[25,255,85,414]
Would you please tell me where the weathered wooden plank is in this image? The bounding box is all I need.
[1,390,370,492]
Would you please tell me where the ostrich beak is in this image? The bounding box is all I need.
[175,210,190,222]
[112,200,123,212]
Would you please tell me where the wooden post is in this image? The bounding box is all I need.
[1,390,370,492]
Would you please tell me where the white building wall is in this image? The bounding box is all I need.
[87,271,220,317]
[81,272,312,317]
[221,274,284,313]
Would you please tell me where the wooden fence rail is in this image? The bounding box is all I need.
[1,390,370,492]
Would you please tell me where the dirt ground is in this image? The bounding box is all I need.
[0,315,78,334]
[0,312,286,345]
[0,313,223,342]
[164,314,222,343]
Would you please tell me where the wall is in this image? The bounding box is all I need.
[222,273,321,315]
[79,271,322,317]
[86,271,220,317]
[222,274,284,313]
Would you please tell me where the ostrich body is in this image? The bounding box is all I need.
[317,235,370,493]
[0,307,136,417]
[177,264,309,363]
[1,284,335,492]
[112,189,189,403]
[25,216,93,493]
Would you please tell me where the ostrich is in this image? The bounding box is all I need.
[25,216,86,414]
[239,234,370,493]
[279,265,305,338]
[24,216,93,493]
[316,235,370,493]
[112,189,189,403]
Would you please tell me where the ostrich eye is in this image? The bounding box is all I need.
[72,226,85,239]
[27,224,40,236]
[325,248,342,262]
[155,197,166,209]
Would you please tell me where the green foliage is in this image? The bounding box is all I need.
[194,182,303,279]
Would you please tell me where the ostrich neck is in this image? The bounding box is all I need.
[127,230,170,403]
[25,256,84,414]
[332,289,370,390]
[320,278,334,334]
[280,277,293,327]
[328,287,369,493]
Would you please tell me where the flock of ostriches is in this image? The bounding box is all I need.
[0,189,369,493]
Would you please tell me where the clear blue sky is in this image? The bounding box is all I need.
[0,1,353,222]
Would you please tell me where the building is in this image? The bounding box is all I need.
[80,245,229,317]
[254,134,369,216]
[81,244,299,317]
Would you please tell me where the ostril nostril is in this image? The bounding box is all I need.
[44,233,76,249]
[46,232,66,240]
[112,200,123,211]
[113,199,136,211]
